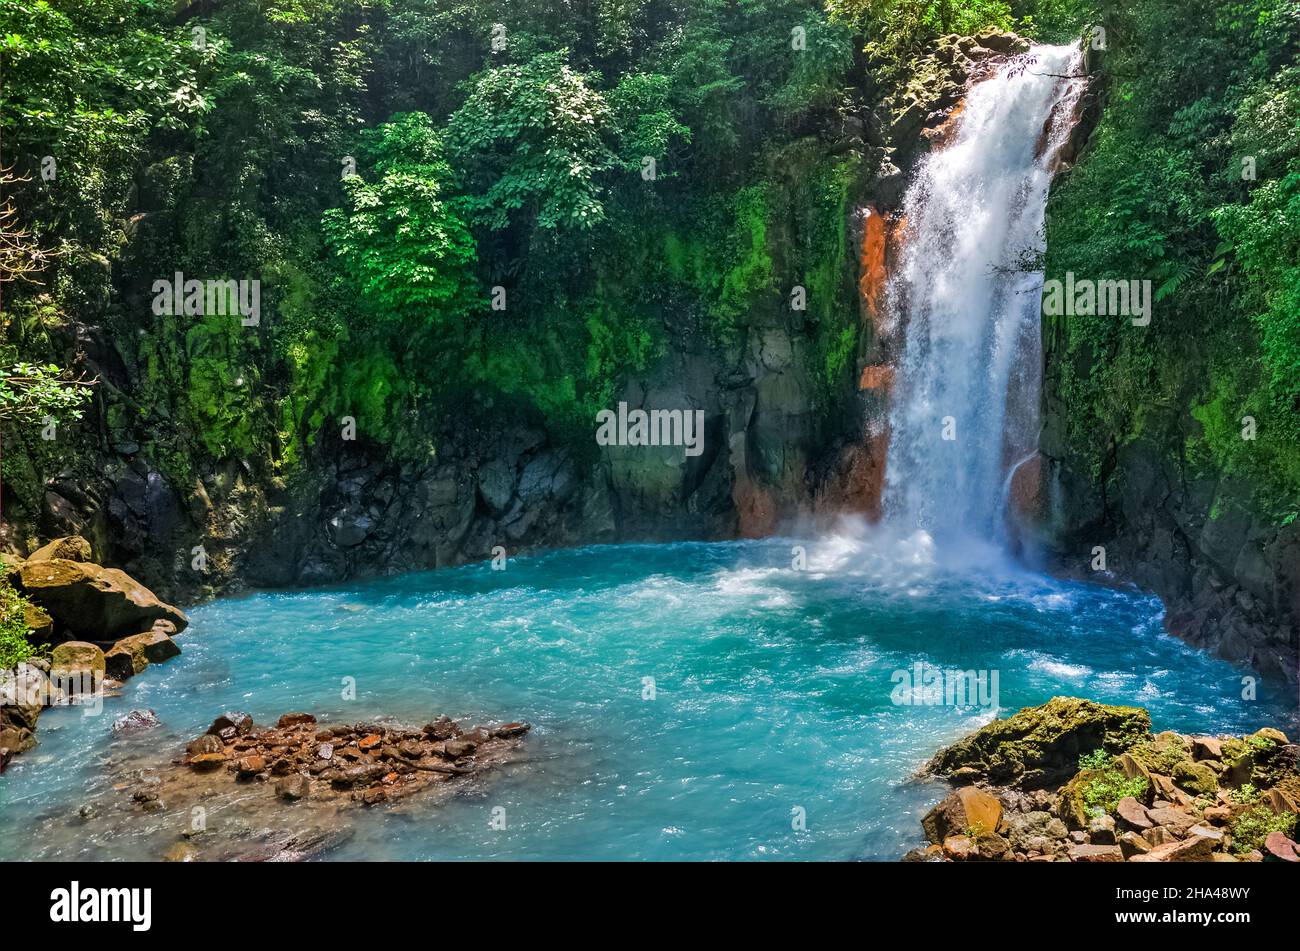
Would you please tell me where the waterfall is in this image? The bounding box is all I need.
[881,44,1084,545]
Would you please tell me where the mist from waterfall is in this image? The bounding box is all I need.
[881,44,1085,546]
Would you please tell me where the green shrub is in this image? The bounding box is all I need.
[1078,749,1112,771]
[1230,807,1297,855]
[0,579,38,670]
[1076,756,1150,816]
[1229,783,1260,805]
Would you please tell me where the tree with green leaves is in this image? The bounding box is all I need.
[323,113,479,329]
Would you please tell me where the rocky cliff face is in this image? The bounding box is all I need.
[1032,53,1299,688]
[0,124,878,603]
[1038,377,1300,686]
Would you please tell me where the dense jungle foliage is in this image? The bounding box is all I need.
[1041,0,1300,523]
[0,0,1296,526]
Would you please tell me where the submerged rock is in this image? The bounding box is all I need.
[179,713,530,809]
[113,709,162,735]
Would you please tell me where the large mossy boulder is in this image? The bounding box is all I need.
[927,697,1151,788]
[14,559,188,642]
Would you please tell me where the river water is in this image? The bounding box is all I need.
[1,528,1290,860]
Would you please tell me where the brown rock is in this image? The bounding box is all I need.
[357,733,382,751]
[162,841,197,863]
[27,535,93,563]
[276,773,312,801]
[207,712,253,738]
[1201,806,1233,825]
[942,835,974,860]
[1087,813,1117,844]
[493,722,531,738]
[423,716,461,740]
[23,602,53,641]
[922,786,1004,844]
[1191,736,1223,760]
[975,832,1011,860]
[187,734,223,755]
[1116,797,1153,830]
[103,625,181,680]
[1068,843,1123,862]
[49,641,106,685]
[188,752,225,771]
[1264,788,1299,815]
[1129,831,1216,862]
[1145,826,1178,846]
[1263,831,1299,862]
[236,755,267,777]
[1116,752,1152,784]
[1118,831,1152,858]
[1150,774,1178,801]
[444,737,479,758]
[277,713,316,729]
[1146,807,1197,833]
[15,559,188,640]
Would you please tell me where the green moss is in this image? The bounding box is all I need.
[715,184,777,336]
[929,697,1152,785]
[0,577,40,670]
[1128,734,1194,775]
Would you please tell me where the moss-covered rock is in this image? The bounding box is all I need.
[1220,731,1298,789]
[927,697,1151,788]
[1057,763,1152,829]
[1172,759,1220,797]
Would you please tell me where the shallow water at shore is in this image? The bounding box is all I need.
[2,528,1293,861]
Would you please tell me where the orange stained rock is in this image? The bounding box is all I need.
[858,205,889,321]
[858,364,894,393]
[924,100,967,151]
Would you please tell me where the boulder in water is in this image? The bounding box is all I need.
[50,641,106,685]
[15,559,188,641]
[207,711,254,740]
[113,709,162,735]
[103,623,181,681]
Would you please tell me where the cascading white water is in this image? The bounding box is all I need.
[882,44,1084,544]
